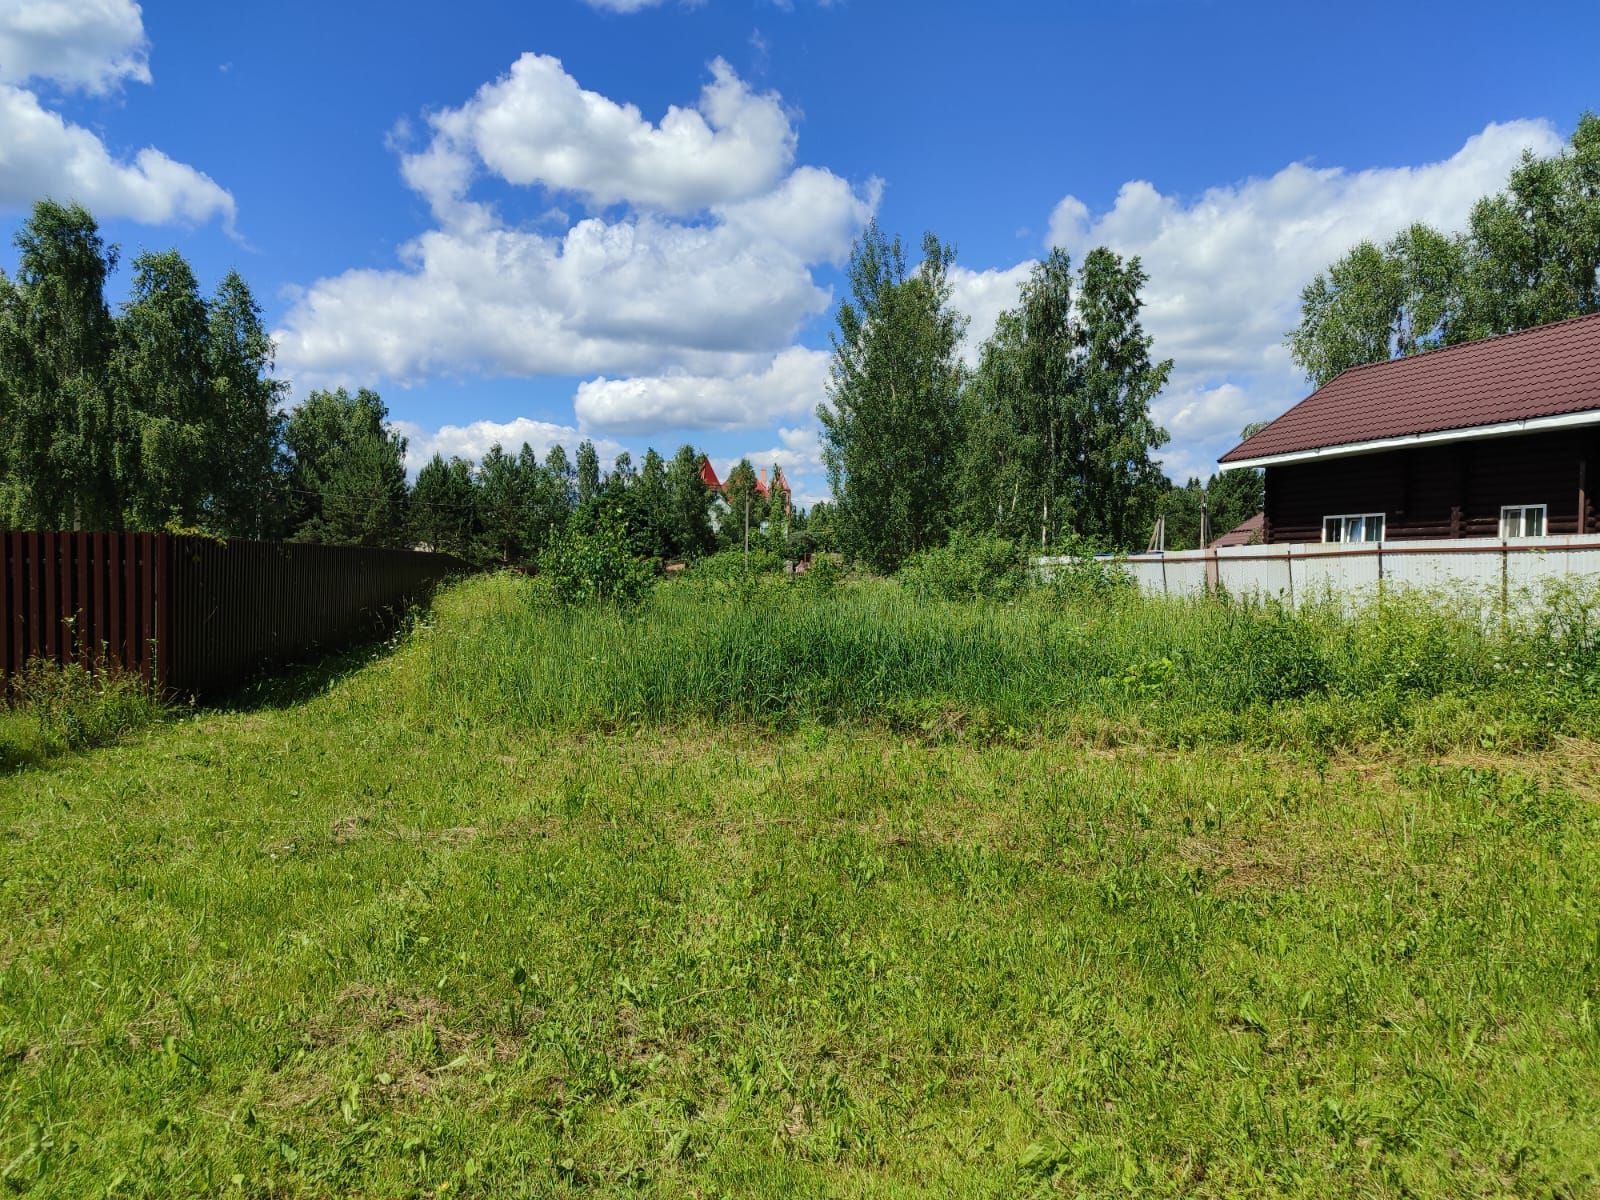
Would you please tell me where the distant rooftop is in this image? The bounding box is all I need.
[1209,511,1263,547]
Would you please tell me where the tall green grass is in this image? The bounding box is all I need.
[406,573,1600,749]
[0,661,166,771]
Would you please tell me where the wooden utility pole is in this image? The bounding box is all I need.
[1146,514,1166,553]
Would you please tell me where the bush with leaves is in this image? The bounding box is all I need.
[1038,535,1137,604]
[798,554,843,592]
[537,507,657,606]
[1,661,164,769]
[897,532,1028,601]
[690,548,784,581]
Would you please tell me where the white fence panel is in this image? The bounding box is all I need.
[1298,550,1379,601]
[1382,545,1496,592]
[1054,535,1600,607]
[1228,548,1293,598]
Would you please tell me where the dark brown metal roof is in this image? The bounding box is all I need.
[1209,512,1264,547]
[1220,312,1600,464]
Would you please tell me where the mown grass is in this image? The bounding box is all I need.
[2,573,1599,1197]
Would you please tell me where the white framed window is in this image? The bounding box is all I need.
[1499,504,1546,538]
[1322,513,1386,543]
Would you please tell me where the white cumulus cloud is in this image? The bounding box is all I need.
[712,163,878,264]
[0,0,148,93]
[945,119,1564,480]
[0,83,235,226]
[276,54,874,412]
[574,346,829,435]
[0,0,235,229]
[392,416,625,476]
[413,52,796,215]
[946,260,1033,368]
[274,215,835,388]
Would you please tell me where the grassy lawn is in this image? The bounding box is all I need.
[3,574,1599,1196]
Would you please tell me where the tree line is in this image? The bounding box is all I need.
[1290,113,1600,386]
[16,106,1586,580]
[0,199,809,567]
[817,225,1249,569]
[410,440,799,569]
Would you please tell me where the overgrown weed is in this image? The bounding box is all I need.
[0,660,165,770]
[406,572,1600,752]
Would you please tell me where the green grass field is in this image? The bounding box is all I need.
[3,574,1599,1197]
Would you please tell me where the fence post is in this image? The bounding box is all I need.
[1500,540,1509,628]
[155,534,171,694]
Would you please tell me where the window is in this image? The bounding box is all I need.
[1499,504,1546,538]
[1322,513,1385,543]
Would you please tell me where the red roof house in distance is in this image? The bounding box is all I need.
[698,456,792,513]
[698,456,723,493]
[1219,313,1600,544]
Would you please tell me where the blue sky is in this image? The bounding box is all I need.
[3,0,1597,507]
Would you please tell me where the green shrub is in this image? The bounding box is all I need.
[1040,556,1137,604]
[537,508,657,606]
[799,554,843,592]
[1,661,165,770]
[690,548,784,581]
[898,533,1027,601]
[1205,600,1333,707]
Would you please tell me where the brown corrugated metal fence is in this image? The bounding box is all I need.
[2,532,465,697]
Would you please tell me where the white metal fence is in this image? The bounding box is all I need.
[1039,535,1600,607]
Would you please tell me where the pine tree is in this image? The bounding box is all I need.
[517,443,568,563]
[476,444,526,564]
[545,444,575,509]
[576,440,601,506]
[628,447,671,561]
[665,445,716,560]
[411,454,479,560]
[762,462,789,555]
[315,433,410,547]
[721,459,760,556]
[285,387,408,546]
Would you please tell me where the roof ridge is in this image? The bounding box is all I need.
[1375,309,1600,367]
[1324,310,1600,382]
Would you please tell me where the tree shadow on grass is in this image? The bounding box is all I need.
[1,606,432,774]
[204,639,394,713]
